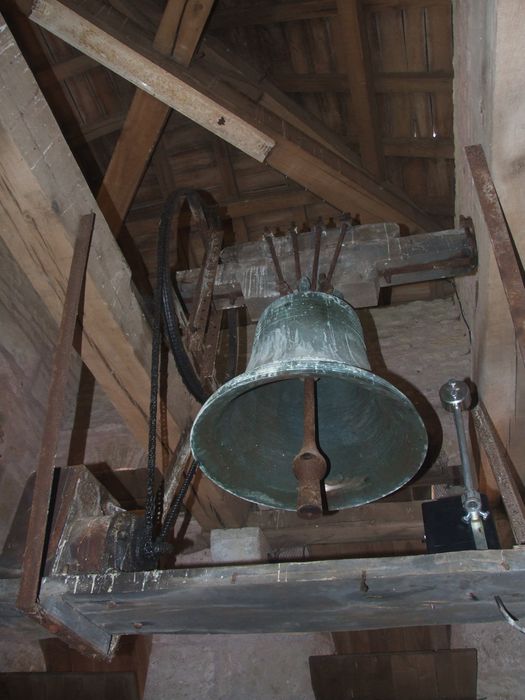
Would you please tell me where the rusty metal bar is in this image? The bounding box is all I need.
[292,378,326,519]
[225,306,239,381]
[199,304,223,388]
[264,231,290,295]
[291,226,302,285]
[465,144,525,366]
[311,222,323,291]
[16,214,100,654]
[325,222,348,289]
[472,402,525,545]
[17,213,94,613]
[187,227,224,354]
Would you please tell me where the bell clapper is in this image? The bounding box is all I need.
[293,376,327,519]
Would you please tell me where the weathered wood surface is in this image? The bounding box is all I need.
[176,224,476,319]
[0,15,249,529]
[39,549,525,635]
[0,14,193,453]
[23,0,439,231]
[0,672,140,700]
[97,0,215,235]
[245,502,425,549]
[309,649,477,700]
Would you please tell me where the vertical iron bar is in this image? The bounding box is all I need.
[473,402,525,544]
[325,222,348,289]
[226,306,239,381]
[311,222,323,291]
[452,407,477,496]
[17,213,95,612]
[291,226,302,285]
[265,232,290,296]
[465,144,525,366]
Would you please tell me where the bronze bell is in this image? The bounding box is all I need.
[190,290,427,516]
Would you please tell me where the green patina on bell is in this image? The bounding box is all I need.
[190,290,427,511]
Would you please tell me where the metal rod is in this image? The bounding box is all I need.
[304,376,316,440]
[226,306,239,381]
[292,377,327,519]
[439,379,488,549]
[265,232,290,296]
[291,226,302,285]
[17,213,95,611]
[465,144,525,366]
[311,223,323,291]
[452,407,477,496]
[473,402,525,544]
[325,222,348,288]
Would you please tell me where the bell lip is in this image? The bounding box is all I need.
[190,359,429,511]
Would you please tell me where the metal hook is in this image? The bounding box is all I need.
[495,595,525,634]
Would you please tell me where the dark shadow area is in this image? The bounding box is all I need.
[84,463,161,511]
[67,363,96,467]
[358,307,443,474]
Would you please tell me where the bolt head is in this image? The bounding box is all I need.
[439,379,471,412]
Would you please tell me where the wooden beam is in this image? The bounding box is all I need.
[334,0,384,177]
[383,137,454,159]
[0,12,250,531]
[212,138,249,242]
[245,502,425,548]
[272,72,348,93]
[0,15,191,455]
[40,548,525,634]
[375,72,453,94]
[97,95,171,234]
[97,0,219,236]
[199,38,361,167]
[38,53,97,86]
[172,0,215,67]
[225,189,320,218]
[23,1,437,230]
[210,0,338,28]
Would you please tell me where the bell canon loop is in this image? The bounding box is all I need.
[190,290,428,512]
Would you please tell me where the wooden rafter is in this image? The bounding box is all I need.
[22,0,438,231]
[209,0,450,28]
[97,0,216,236]
[333,0,384,177]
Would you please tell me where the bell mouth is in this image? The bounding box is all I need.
[190,360,428,511]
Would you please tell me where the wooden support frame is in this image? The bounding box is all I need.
[175,223,477,319]
[0,13,249,530]
[334,0,384,177]
[21,0,438,231]
[35,549,525,637]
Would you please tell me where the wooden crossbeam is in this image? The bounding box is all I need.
[272,71,453,94]
[375,72,453,94]
[245,502,425,548]
[22,0,438,231]
[39,549,525,634]
[383,137,454,159]
[210,0,450,28]
[210,0,338,28]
